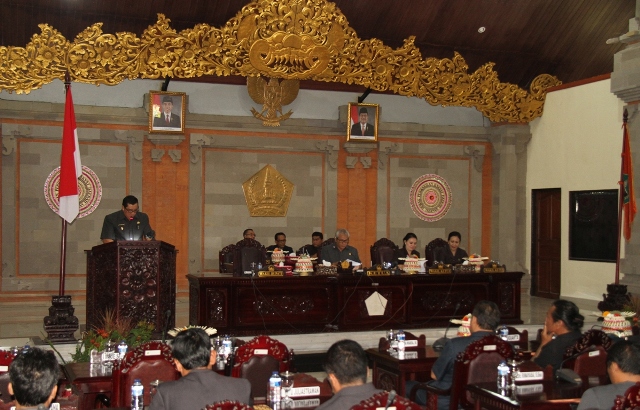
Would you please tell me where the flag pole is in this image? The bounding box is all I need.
[58,73,71,296]
[43,72,79,343]
[616,111,626,284]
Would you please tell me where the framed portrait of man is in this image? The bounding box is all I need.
[347,102,379,142]
[149,91,186,133]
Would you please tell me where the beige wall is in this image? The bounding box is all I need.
[527,78,625,300]
[0,79,517,302]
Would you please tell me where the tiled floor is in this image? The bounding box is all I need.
[0,293,603,363]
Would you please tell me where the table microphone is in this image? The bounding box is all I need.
[432,302,461,352]
[161,309,172,343]
[383,390,396,410]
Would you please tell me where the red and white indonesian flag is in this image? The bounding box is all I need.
[57,84,82,224]
[350,105,360,129]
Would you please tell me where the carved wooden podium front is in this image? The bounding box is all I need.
[86,241,176,335]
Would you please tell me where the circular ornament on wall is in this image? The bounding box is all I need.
[409,174,452,222]
[44,165,102,219]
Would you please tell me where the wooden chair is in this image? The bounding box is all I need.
[317,238,335,261]
[563,329,614,359]
[409,334,514,410]
[504,326,528,351]
[351,391,422,410]
[204,401,253,410]
[424,238,447,267]
[232,238,267,277]
[219,242,237,274]
[370,238,398,266]
[563,345,608,378]
[108,341,179,408]
[612,381,640,410]
[231,335,290,402]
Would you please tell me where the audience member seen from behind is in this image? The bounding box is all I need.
[9,347,59,410]
[578,340,640,410]
[397,232,420,270]
[266,232,294,254]
[243,229,256,240]
[407,300,502,409]
[320,229,362,267]
[316,339,381,410]
[533,299,584,372]
[433,231,468,265]
[150,328,251,410]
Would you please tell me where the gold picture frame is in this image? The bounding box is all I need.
[347,102,379,142]
[149,91,186,133]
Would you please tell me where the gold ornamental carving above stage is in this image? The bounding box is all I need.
[0,0,561,123]
[243,165,294,217]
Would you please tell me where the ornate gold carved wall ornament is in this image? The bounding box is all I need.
[0,0,561,123]
[243,165,294,217]
[247,76,300,126]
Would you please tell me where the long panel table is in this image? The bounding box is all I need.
[187,272,524,336]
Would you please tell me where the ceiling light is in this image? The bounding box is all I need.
[478,27,486,33]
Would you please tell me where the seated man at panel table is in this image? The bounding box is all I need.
[577,339,640,410]
[407,300,501,409]
[533,299,584,372]
[316,339,381,410]
[8,347,59,410]
[266,232,295,254]
[302,231,324,257]
[150,328,251,410]
[320,229,361,267]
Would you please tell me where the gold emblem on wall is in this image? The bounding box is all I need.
[0,0,561,123]
[247,76,300,126]
[243,165,294,217]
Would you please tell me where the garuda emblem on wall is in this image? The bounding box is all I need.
[247,76,300,126]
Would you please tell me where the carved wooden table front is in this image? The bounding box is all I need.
[187,272,524,336]
[367,347,439,397]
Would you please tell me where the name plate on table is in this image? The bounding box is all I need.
[398,351,418,360]
[290,386,321,397]
[515,383,544,395]
[405,340,418,347]
[428,267,452,274]
[258,267,284,277]
[483,263,506,273]
[515,371,544,382]
[506,334,520,342]
[0,365,7,372]
[293,398,321,408]
[367,268,392,276]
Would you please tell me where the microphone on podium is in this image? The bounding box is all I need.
[432,302,461,352]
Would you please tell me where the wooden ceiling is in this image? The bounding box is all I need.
[0,0,634,91]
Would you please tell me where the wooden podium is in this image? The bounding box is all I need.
[86,241,176,335]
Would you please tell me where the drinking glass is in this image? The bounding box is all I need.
[280,371,295,407]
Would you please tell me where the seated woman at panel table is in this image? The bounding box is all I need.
[433,231,468,265]
[533,299,584,372]
[396,233,420,270]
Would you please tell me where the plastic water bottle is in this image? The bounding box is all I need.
[268,371,282,407]
[498,325,509,341]
[223,335,233,357]
[118,340,128,359]
[131,379,144,410]
[396,329,406,353]
[497,361,510,390]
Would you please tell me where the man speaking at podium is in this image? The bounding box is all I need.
[100,195,155,243]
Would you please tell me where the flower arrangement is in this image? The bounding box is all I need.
[72,310,155,362]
